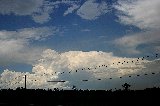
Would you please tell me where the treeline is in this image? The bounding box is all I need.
[0,87,160,105]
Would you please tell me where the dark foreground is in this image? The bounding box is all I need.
[0,88,160,106]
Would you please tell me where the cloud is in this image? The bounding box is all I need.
[0,0,79,24]
[114,0,160,29]
[63,4,80,16]
[77,0,109,20]
[1,49,159,89]
[0,69,69,89]
[0,27,58,65]
[81,29,91,32]
[0,0,50,24]
[73,23,78,26]
[0,0,43,15]
[0,0,110,23]
[31,8,52,24]
[113,0,160,55]
[114,30,160,54]
[154,46,160,53]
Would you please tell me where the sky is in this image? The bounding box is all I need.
[0,0,160,90]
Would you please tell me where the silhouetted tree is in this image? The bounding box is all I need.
[122,83,131,91]
[72,85,77,90]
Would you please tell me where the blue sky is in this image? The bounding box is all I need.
[0,0,160,90]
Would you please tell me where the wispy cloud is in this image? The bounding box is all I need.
[63,4,80,16]
[114,31,160,54]
[81,29,91,32]
[0,0,111,23]
[0,0,79,24]
[73,23,78,26]
[0,0,51,24]
[114,0,160,30]
[113,0,160,55]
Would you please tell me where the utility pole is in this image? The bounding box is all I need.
[25,75,26,89]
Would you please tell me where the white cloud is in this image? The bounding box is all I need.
[2,49,158,89]
[0,69,69,89]
[113,0,160,55]
[0,27,58,65]
[114,0,160,29]
[114,31,160,54]
[63,4,80,16]
[77,0,109,20]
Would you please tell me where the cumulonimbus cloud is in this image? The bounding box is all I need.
[1,49,159,89]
